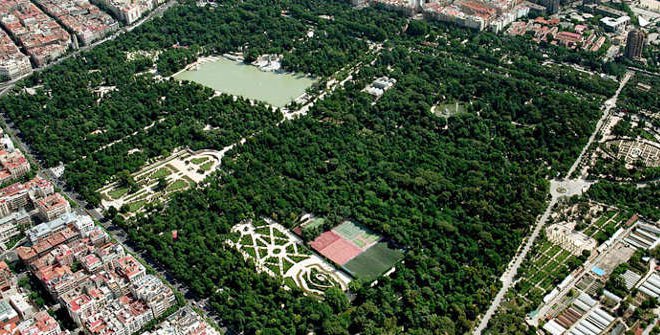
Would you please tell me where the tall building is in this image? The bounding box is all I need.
[529,0,559,14]
[544,0,560,14]
[625,30,645,59]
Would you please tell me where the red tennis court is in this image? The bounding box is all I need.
[310,231,341,251]
[319,238,362,265]
[311,231,363,265]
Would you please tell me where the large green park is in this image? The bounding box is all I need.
[2,0,657,334]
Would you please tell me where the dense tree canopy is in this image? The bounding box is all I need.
[0,1,626,334]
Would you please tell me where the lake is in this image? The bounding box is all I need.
[174,57,315,107]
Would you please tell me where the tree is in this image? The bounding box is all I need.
[117,170,138,193]
[155,177,168,192]
[324,287,348,313]
[406,20,429,37]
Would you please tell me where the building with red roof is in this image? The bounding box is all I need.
[0,0,71,67]
[0,149,30,184]
[114,256,145,284]
[0,178,52,218]
[36,193,71,222]
[0,261,15,293]
[0,28,32,80]
[17,311,69,335]
[34,0,119,46]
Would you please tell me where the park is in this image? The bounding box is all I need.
[98,148,222,215]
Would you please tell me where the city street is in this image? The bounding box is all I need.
[0,0,230,332]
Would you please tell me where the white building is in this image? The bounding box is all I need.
[545,222,597,256]
[0,29,32,80]
[600,16,630,32]
[131,275,176,318]
[0,208,31,245]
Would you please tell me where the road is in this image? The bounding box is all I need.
[566,71,633,179]
[0,0,177,97]
[0,0,230,330]
[473,72,634,335]
[472,192,558,334]
[0,21,380,333]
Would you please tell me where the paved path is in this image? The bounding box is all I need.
[473,72,634,334]
[472,194,557,334]
[566,71,633,179]
[281,42,382,121]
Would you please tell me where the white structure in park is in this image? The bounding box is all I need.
[546,222,597,256]
[228,219,352,295]
[364,76,397,97]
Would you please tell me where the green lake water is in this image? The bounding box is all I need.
[174,57,315,107]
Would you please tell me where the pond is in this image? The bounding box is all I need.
[174,57,315,107]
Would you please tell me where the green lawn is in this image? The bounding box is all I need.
[548,245,562,257]
[166,179,189,192]
[555,250,570,264]
[343,242,404,281]
[200,161,214,171]
[539,241,553,254]
[191,157,209,165]
[128,200,146,212]
[244,246,257,258]
[151,167,172,179]
[108,187,128,200]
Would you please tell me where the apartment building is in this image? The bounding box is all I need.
[0,0,71,67]
[34,0,119,46]
[0,178,55,245]
[423,0,498,30]
[26,212,93,244]
[0,149,30,184]
[0,29,32,80]
[0,209,30,245]
[114,255,146,284]
[91,0,165,24]
[16,311,69,335]
[143,306,221,335]
[36,193,71,222]
[20,221,175,335]
[0,261,15,292]
[131,275,176,318]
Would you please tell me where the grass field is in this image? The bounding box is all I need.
[343,242,404,281]
[128,200,147,212]
[108,187,128,200]
[333,221,380,249]
[166,180,189,192]
[191,157,209,164]
[200,161,214,171]
[150,167,172,179]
